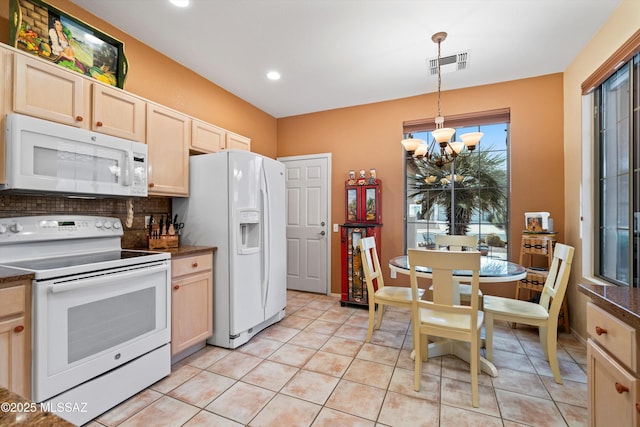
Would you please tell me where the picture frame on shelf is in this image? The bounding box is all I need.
[9,0,128,88]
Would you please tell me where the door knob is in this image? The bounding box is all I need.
[320,231,326,236]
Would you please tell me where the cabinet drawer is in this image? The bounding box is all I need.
[172,253,212,278]
[0,286,25,318]
[587,302,638,371]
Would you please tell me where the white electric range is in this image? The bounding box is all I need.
[0,215,171,426]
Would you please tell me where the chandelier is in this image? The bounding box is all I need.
[401,32,483,168]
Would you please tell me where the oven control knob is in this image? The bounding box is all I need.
[113,221,121,229]
[104,221,112,229]
[10,223,23,233]
[95,221,103,228]
[0,224,6,234]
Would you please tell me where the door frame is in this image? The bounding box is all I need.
[277,152,332,295]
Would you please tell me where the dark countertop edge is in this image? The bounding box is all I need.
[0,267,34,286]
[127,245,216,258]
[578,283,640,330]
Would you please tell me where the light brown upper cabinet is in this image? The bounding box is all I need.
[190,119,226,154]
[13,52,146,142]
[91,83,146,142]
[226,131,251,151]
[146,102,190,197]
[13,53,86,127]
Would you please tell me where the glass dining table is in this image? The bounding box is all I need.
[388,254,527,377]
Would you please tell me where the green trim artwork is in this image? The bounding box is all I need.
[9,0,128,88]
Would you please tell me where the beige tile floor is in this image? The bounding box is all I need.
[86,290,588,427]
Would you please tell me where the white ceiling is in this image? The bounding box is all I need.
[70,0,621,118]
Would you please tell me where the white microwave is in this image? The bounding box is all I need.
[2,114,148,197]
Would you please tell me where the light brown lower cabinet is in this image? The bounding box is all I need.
[587,302,640,426]
[171,252,213,359]
[0,280,31,398]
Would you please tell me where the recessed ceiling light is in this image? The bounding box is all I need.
[266,71,281,81]
[169,0,190,7]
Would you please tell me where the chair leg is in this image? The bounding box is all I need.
[545,323,562,384]
[366,302,376,343]
[413,332,422,391]
[375,303,385,330]
[471,331,480,408]
[485,313,494,361]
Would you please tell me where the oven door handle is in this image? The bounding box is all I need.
[49,264,168,294]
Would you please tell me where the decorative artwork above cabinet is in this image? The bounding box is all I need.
[9,0,128,88]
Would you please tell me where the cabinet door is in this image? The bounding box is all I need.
[146,103,190,196]
[13,54,86,127]
[226,131,251,151]
[191,119,226,153]
[171,271,213,355]
[0,48,11,184]
[92,84,146,142]
[588,339,640,427]
[0,316,28,398]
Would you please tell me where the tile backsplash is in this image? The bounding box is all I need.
[0,194,171,249]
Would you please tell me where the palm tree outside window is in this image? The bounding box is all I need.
[404,122,510,259]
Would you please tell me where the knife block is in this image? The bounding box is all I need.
[147,235,179,249]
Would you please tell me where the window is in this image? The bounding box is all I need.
[404,120,510,259]
[593,53,639,286]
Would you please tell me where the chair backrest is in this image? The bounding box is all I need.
[435,234,478,252]
[538,243,575,317]
[360,237,384,297]
[407,248,481,330]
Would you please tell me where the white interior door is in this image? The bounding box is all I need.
[278,154,331,294]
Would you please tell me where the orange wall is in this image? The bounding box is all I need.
[278,74,565,293]
[0,0,278,158]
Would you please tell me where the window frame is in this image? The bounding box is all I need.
[403,110,511,257]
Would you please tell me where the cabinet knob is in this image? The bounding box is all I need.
[595,326,607,335]
[75,116,83,122]
[173,285,180,290]
[192,262,198,268]
[96,121,103,127]
[149,183,155,188]
[615,382,629,394]
[636,402,640,413]
[13,325,24,333]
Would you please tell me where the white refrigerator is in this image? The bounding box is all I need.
[173,150,286,348]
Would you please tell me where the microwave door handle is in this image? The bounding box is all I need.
[49,264,167,294]
[122,151,131,186]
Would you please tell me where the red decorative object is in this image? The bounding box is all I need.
[344,179,382,224]
[340,224,381,307]
[341,173,383,307]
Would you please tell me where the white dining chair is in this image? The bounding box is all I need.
[483,243,575,384]
[360,237,424,343]
[433,234,482,306]
[408,248,483,407]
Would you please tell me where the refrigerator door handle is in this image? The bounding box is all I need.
[260,164,270,309]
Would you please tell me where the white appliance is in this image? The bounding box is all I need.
[0,215,171,426]
[2,113,148,197]
[173,150,286,349]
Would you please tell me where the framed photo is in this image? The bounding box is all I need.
[9,0,128,88]
[365,187,377,221]
[346,188,358,222]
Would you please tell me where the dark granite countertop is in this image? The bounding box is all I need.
[0,267,34,287]
[127,245,216,258]
[578,283,640,330]
[0,387,74,427]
